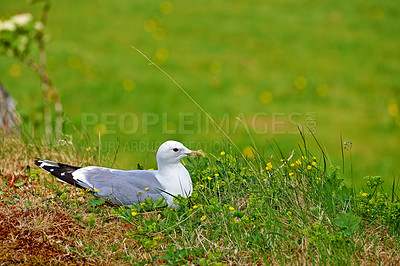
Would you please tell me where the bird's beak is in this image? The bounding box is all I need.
[186,150,205,157]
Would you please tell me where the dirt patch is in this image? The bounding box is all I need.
[0,206,87,265]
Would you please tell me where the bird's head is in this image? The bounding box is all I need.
[156,140,205,166]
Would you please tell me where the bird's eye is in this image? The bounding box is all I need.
[173,148,179,152]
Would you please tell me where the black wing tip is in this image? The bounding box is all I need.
[34,158,53,165]
[33,159,84,188]
[34,158,43,166]
[34,159,81,171]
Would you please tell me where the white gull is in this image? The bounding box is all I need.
[35,140,204,207]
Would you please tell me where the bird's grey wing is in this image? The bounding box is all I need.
[72,167,167,206]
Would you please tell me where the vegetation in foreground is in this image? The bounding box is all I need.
[1,132,399,265]
[1,0,399,180]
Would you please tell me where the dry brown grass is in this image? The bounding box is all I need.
[0,133,169,264]
[0,133,121,264]
[0,185,164,264]
[0,204,85,264]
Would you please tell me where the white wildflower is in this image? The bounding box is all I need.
[11,13,33,26]
[0,20,16,31]
[17,35,29,52]
[34,21,44,31]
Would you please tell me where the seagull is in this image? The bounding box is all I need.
[34,140,204,207]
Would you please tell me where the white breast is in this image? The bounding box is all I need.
[156,163,193,199]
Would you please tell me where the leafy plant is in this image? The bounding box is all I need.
[85,214,96,227]
[0,0,63,136]
[333,212,361,236]
[357,176,400,231]
[88,198,105,208]
[161,246,204,264]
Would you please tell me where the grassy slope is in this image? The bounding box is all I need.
[0,133,399,264]
[0,1,399,184]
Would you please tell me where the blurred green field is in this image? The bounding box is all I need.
[1,0,399,185]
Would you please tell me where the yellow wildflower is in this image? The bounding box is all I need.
[312,156,317,160]
[131,211,137,217]
[220,151,226,156]
[362,193,367,197]
[312,161,317,166]
[86,147,91,151]
[138,191,142,194]
[214,173,219,177]
[229,206,234,211]
[289,172,294,177]
[290,163,295,167]
[140,202,145,206]
[207,176,213,181]
[200,215,206,221]
[307,165,312,170]
[296,159,302,165]
[145,187,149,191]
[266,162,273,171]
[148,168,154,171]
[233,218,238,223]
[94,189,99,192]
[192,205,198,209]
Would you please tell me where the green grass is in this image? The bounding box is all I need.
[0,132,399,264]
[2,1,399,263]
[0,1,399,186]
